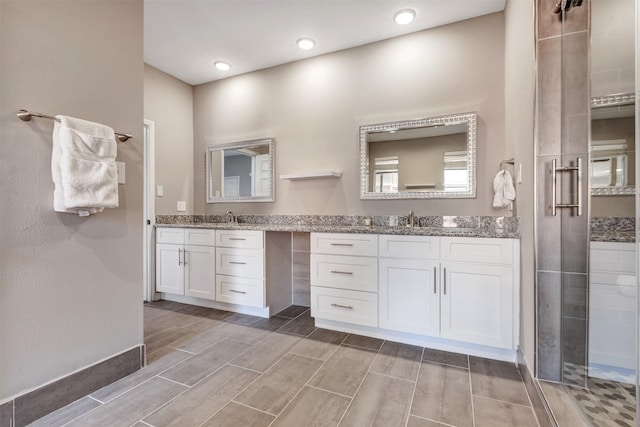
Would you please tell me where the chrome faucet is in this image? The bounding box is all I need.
[224,210,237,224]
[407,209,415,227]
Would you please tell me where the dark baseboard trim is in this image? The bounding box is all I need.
[518,349,557,427]
[1,345,144,427]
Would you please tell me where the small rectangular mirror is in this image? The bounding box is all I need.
[206,138,275,203]
[590,94,635,196]
[360,112,477,199]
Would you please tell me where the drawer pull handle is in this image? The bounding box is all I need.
[433,266,437,294]
[230,261,247,265]
[443,267,447,295]
[330,270,353,276]
[229,238,246,241]
[331,303,354,310]
[229,289,247,294]
[178,248,182,266]
[330,243,354,247]
[183,249,188,266]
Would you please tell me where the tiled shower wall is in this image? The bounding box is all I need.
[536,0,590,383]
[292,233,311,306]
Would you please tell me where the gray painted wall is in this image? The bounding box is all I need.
[0,0,144,400]
[193,12,509,217]
[144,64,195,215]
[504,0,535,375]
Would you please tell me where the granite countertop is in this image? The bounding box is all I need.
[590,217,635,243]
[156,222,521,239]
[590,231,635,243]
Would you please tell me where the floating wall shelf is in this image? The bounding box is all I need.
[280,171,342,180]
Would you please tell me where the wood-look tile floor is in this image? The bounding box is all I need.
[30,301,540,427]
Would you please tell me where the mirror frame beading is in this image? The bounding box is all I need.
[359,111,477,200]
[206,137,275,203]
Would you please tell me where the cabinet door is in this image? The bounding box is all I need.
[379,258,440,336]
[440,262,513,349]
[184,244,215,300]
[156,243,184,295]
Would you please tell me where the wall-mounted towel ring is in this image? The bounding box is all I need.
[17,109,133,142]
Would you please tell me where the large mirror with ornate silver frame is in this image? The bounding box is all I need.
[359,112,476,200]
[206,138,275,203]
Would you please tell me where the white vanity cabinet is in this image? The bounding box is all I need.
[379,235,515,349]
[156,228,216,300]
[310,233,379,326]
[312,232,519,354]
[589,241,636,380]
[156,227,292,317]
[215,230,265,308]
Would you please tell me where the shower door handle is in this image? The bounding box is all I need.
[551,158,582,216]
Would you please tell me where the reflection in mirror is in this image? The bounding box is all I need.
[206,138,274,203]
[590,94,635,195]
[360,112,476,200]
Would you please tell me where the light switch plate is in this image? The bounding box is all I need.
[116,161,125,184]
[157,185,164,197]
[177,201,186,212]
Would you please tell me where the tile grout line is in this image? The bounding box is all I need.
[264,360,335,425]
[305,384,356,400]
[334,339,386,426]
[202,351,299,427]
[405,347,425,427]
[87,395,105,405]
[473,394,543,410]
[409,413,458,427]
[156,375,191,388]
[140,342,261,426]
[468,354,476,427]
[230,399,279,417]
[367,370,417,384]
[264,328,352,427]
[198,326,317,427]
[60,369,195,427]
[196,362,270,427]
[166,346,196,355]
[226,362,264,375]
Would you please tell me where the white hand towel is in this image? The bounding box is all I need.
[52,116,118,215]
[492,169,516,209]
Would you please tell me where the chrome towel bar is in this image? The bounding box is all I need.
[16,109,133,142]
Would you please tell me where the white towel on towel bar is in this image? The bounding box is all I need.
[492,169,516,209]
[51,115,118,216]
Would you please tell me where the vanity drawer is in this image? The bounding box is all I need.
[440,237,514,265]
[216,275,265,307]
[311,254,378,292]
[311,233,378,257]
[379,235,440,259]
[216,247,264,279]
[590,242,635,274]
[184,229,216,246]
[311,286,378,327]
[156,227,185,244]
[216,230,264,249]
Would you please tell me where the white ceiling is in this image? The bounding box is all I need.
[144,0,506,86]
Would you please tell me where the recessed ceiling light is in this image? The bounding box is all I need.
[214,61,231,71]
[393,9,416,25]
[296,37,316,50]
